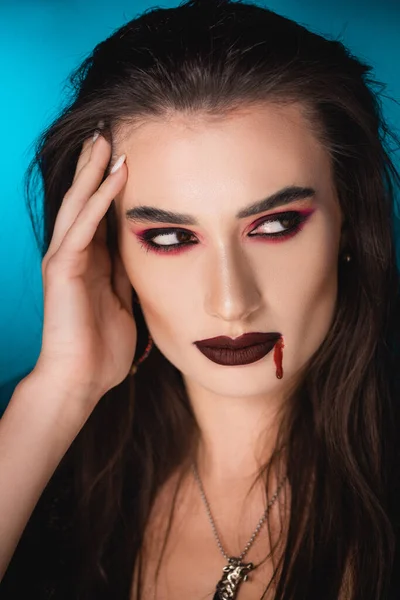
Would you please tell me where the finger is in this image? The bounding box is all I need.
[45,135,113,260]
[72,136,94,184]
[56,157,127,260]
[93,215,107,245]
[73,120,104,183]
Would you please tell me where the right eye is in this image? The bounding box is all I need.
[137,228,199,254]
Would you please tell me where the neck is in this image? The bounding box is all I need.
[184,378,287,487]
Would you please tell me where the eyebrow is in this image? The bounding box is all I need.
[124,185,316,225]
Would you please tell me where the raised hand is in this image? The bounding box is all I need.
[33,132,137,406]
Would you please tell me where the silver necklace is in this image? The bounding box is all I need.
[191,462,287,600]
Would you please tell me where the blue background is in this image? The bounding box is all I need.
[1,0,399,414]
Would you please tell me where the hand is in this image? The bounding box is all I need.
[32,133,137,404]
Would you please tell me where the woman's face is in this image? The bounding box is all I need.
[113,103,343,400]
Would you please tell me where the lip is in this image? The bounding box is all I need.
[193,332,281,366]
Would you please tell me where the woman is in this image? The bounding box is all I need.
[1,0,400,598]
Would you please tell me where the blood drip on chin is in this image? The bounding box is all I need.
[274,337,284,379]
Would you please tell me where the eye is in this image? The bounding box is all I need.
[136,210,312,254]
[248,211,309,239]
[137,229,197,254]
[149,230,194,246]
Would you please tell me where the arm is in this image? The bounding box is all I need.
[0,372,94,581]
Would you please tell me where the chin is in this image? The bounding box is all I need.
[192,366,290,398]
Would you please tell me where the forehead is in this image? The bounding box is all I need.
[113,103,334,211]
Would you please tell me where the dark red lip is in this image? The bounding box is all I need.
[194,332,281,349]
[193,332,282,367]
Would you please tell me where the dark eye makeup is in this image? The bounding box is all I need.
[135,209,314,255]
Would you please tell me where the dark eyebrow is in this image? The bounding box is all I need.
[125,185,316,225]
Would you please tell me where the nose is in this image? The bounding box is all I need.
[204,242,263,323]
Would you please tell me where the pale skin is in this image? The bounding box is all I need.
[0,102,344,597]
[110,103,343,598]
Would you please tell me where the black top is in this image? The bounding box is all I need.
[1,453,78,599]
[2,458,400,600]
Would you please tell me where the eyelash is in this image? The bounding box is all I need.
[136,210,312,255]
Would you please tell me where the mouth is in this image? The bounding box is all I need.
[193,332,282,366]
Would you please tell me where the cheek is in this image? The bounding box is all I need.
[120,247,191,352]
[118,223,197,353]
[138,289,194,368]
[267,220,340,366]
[287,254,339,329]
[139,291,182,332]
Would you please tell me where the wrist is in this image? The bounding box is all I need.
[14,370,99,432]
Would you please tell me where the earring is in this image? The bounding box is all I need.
[130,333,153,375]
[130,294,153,375]
[342,252,352,263]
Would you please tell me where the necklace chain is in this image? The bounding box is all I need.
[191,462,287,562]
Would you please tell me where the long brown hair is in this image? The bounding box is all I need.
[21,0,400,598]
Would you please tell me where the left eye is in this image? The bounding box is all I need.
[137,211,307,253]
[249,216,295,236]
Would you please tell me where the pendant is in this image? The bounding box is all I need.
[213,557,254,599]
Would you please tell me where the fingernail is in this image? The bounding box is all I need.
[92,120,104,144]
[110,154,126,174]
